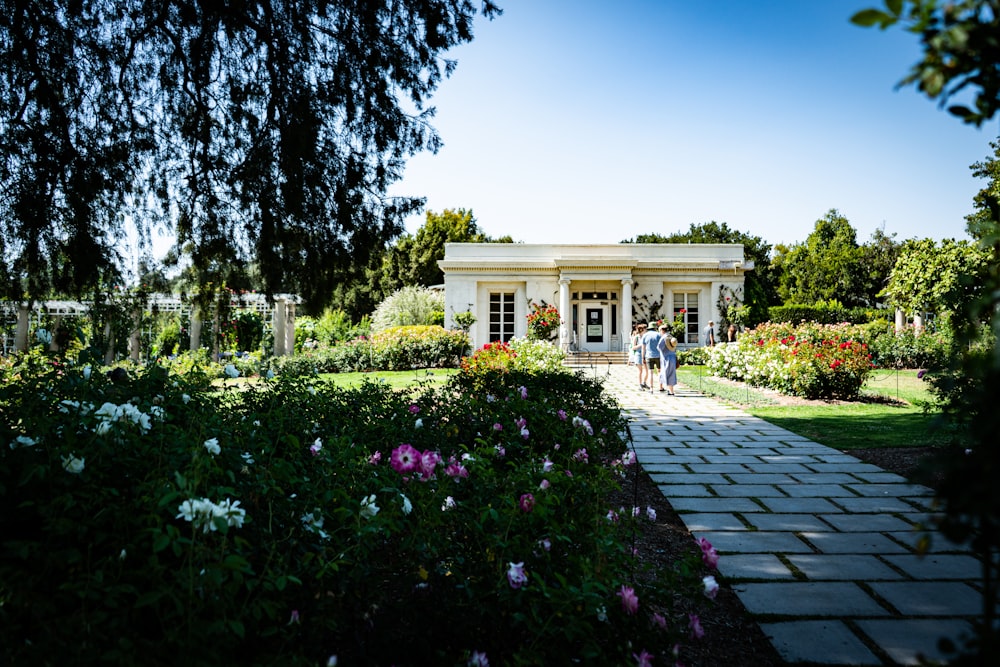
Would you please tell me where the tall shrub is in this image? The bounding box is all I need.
[371,286,444,332]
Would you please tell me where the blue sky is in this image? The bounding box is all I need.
[388,0,995,249]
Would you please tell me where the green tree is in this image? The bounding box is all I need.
[772,209,871,307]
[966,139,1000,241]
[625,221,776,325]
[372,208,512,302]
[882,238,993,317]
[0,1,501,310]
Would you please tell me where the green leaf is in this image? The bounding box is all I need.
[885,0,903,17]
[152,532,171,553]
[850,8,895,28]
[135,590,165,608]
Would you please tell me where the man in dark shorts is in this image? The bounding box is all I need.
[641,324,661,392]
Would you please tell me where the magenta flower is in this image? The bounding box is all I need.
[688,613,705,639]
[519,385,528,399]
[520,427,530,440]
[408,403,420,414]
[697,537,719,569]
[310,438,323,456]
[606,509,619,523]
[444,461,469,478]
[617,584,639,615]
[539,478,550,490]
[542,458,554,472]
[622,450,636,466]
[493,422,503,431]
[495,444,506,457]
[419,450,441,480]
[368,451,382,465]
[390,443,420,474]
[507,561,528,589]
[573,448,589,463]
[538,537,551,552]
[702,575,719,599]
[519,493,535,513]
[557,409,567,421]
[515,417,527,430]
[651,611,667,630]
[288,609,301,625]
[633,649,654,667]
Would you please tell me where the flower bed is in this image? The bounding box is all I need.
[707,321,875,399]
[0,355,713,665]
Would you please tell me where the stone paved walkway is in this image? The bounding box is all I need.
[596,364,983,666]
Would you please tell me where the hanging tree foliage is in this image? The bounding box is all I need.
[0,0,501,309]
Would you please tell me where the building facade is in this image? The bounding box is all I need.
[439,243,750,352]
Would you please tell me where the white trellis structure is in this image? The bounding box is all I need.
[1,293,301,359]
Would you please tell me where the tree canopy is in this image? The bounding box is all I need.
[0,0,501,309]
[881,237,994,315]
[770,209,896,309]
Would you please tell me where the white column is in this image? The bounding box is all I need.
[128,310,141,361]
[284,302,296,356]
[272,298,287,356]
[621,277,633,348]
[15,304,29,352]
[558,278,571,351]
[913,312,924,332]
[189,307,202,352]
[894,308,904,333]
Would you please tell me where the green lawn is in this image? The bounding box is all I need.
[318,368,458,390]
[677,366,965,450]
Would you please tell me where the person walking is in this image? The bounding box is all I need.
[657,324,678,395]
[641,323,661,392]
[703,320,716,347]
[634,323,649,389]
[727,324,737,343]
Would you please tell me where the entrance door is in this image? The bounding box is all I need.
[580,304,610,351]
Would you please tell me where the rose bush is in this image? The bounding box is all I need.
[707,321,875,399]
[0,351,712,666]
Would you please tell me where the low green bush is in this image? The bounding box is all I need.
[707,321,875,399]
[0,353,713,666]
[459,337,568,391]
[868,324,953,369]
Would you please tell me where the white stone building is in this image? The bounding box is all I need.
[439,243,750,352]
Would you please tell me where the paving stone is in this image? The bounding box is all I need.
[760,455,817,463]
[886,531,972,554]
[639,463,688,474]
[651,454,704,464]
[727,447,779,456]
[815,453,865,463]
[693,530,813,554]
[670,497,766,513]
[760,620,882,665]
[847,483,934,498]
[786,554,903,580]
[655,484,713,497]
[853,471,910,484]
[780,483,858,497]
[718,553,795,580]
[687,463,748,474]
[744,462,812,473]
[724,473,795,485]
[883,554,983,580]
[855,619,975,666]
[735,582,890,616]
[702,455,767,464]
[759,497,845,514]
[808,462,884,474]
[835,497,919,513]
[648,473,728,485]
[711,483,788,497]
[790,473,860,484]
[801,531,910,554]
[868,581,983,615]
[676,512,747,532]
[745,513,833,532]
[819,513,915,533]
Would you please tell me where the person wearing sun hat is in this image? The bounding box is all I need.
[656,324,679,395]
